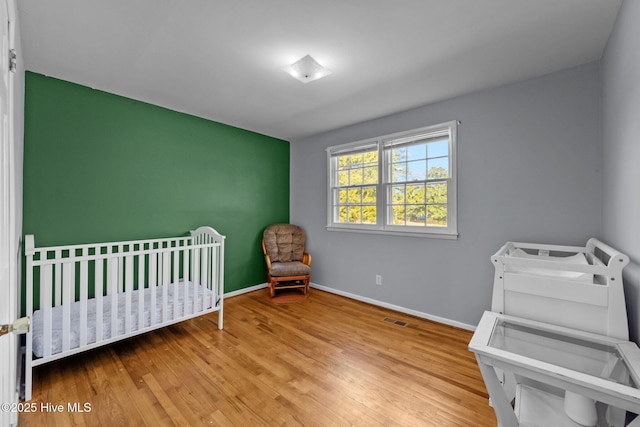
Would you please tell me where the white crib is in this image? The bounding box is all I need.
[491,238,629,340]
[23,226,225,401]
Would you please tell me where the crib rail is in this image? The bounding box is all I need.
[23,226,224,401]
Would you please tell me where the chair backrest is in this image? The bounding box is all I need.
[263,224,306,263]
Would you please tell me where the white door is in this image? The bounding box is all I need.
[0,0,20,425]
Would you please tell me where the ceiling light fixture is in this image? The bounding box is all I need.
[284,54,332,83]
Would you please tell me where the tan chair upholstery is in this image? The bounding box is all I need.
[262,224,312,297]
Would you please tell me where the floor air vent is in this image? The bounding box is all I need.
[383,317,408,327]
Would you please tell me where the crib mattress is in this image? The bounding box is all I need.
[32,281,214,358]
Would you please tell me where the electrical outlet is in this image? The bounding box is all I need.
[375,275,382,285]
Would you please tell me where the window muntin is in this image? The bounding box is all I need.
[327,121,457,237]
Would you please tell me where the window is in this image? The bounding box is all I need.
[327,121,458,238]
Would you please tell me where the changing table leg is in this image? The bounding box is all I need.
[476,356,518,427]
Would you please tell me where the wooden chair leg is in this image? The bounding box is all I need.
[267,276,310,298]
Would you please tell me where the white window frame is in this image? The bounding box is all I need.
[326,120,458,239]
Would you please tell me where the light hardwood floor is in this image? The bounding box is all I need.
[20,289,496,426]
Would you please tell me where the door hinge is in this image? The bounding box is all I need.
[0,317,29,337]
[9,48,16,73]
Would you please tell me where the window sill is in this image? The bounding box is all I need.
[326,226,458,240]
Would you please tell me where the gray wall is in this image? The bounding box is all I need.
[290,62,602,328]
[602,0,640,342]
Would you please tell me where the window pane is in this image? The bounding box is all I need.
[363,166,378,184]
[427,139,448,158]
[364,150,379,165]
[347,206,362,223]
[350,153,363,166]
[391,206,406,225]
[426,182,447,204]
[338,155,350,169]
[407,160,427,181]
[428,157,449,178]
[391,163,407,182]
[406,184,425,204]
[350,168,363,185]
[407,205,426,226]
[391,185,405,204]
[338,206,347,223]
[362,186,376,203]
[338,188,347,204]
[427,205,447,226]
[338,170,349,186]
[362,206,376,224]
[347,188,361,204]
[391,147,406,162]
[407,143,426,161]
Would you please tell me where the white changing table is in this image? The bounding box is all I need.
[469,311,640,427]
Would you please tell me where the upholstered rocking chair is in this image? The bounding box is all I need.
[262,224,312,298]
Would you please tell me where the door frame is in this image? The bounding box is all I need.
[1,0,23,424]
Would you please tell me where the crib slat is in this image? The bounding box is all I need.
[62,262,74,353]
[95,256,104,343]
[150,250,157,326]
[41,265,52,358]
[118,245,124,293]
[108,257,118,339]
[206,243,212,311]
[125,254,133,334]
[183,245,190,317]
[54,249,62,307]
[162,250,170,322]
[79,248,89,347]
[138,249,146,331]
[191,236,202,313]
[208,245,213,290]
[198,246,208,313]
[173,247,179,320]
[193,247,200,314]
[156,244,162,285]
[202,245,208,312]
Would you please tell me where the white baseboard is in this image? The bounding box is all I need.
[310,282,476,331]
[224,282,267,298]
[225,281,476,331]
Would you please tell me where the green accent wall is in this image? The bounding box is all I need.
[23,72,289,295]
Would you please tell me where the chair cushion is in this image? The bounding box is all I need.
[263,224,306,263]
[270,261,311,277]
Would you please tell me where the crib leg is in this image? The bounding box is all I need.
[218,306,223,330]
[24,347,32,401]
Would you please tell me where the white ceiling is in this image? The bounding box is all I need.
[18,0,622,141]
